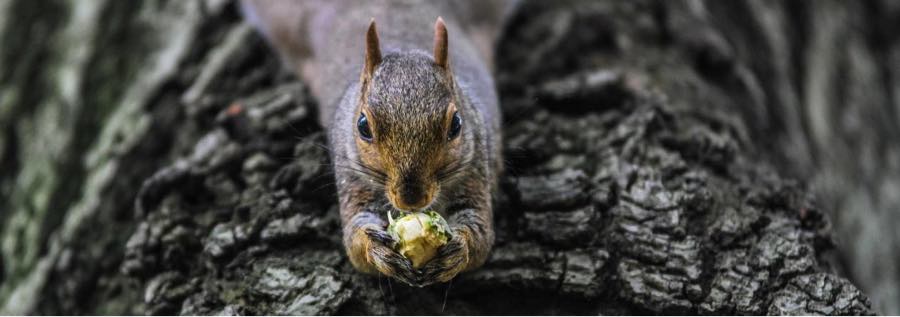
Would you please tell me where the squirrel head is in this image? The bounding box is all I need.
[354,18,467,211]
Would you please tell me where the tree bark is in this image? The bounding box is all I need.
[0,0,883,315]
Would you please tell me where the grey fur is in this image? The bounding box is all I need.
[241,0,504,286]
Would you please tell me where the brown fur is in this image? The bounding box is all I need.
[241,0,507,287]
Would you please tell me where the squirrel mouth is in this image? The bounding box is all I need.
[388,185,437,212]
[390,196,435,213]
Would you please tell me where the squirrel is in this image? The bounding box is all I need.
[240,0,507,286]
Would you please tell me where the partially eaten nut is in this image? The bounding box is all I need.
[387,210,452,268]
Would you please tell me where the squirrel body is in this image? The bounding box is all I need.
[241,0,505,286]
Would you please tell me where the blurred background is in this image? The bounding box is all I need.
[0,0,898,314]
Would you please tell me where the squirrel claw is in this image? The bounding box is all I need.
[364,227,418,286]
[364,227,395,246]
[418,230,468,286]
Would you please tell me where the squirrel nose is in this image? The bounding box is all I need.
[399,184,427,210]
[394,175,430,210]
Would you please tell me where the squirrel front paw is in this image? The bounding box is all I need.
[360,226,419,286]
[348,221,475,287]
[419,228,470,286]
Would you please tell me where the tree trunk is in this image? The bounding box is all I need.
[0,0,885,314]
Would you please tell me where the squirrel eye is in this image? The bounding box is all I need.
[448,111,462,140]
[357,113,373,142]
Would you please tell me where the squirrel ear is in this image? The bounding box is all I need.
[364,18,382,80]
[433,17,449,69]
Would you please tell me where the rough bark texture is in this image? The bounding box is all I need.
[0,0,890,315]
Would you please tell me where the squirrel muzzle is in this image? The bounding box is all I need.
[388,171,437,211]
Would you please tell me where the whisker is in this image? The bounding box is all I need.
[309,180,338,193]
[387,278,395,308]
[436,157,474,183]
[279,138,392,186]
[442,278,453,313]
[334,164,385,181]
[378,275,388,313]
